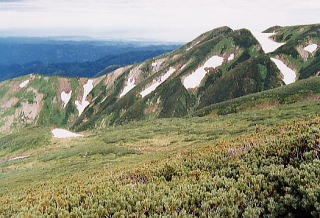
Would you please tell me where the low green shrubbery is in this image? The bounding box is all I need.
[0,116,319,217]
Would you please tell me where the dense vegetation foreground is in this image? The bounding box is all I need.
[0,97,319,217]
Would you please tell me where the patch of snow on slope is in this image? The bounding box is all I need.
[183,55,224,89]
[61,91,72,108]
[140,67,176,98]
[151,62,159,67]
[151,59,165,72]
[180,63,188,71]
[19,80,30,88]
[304,44,318,53]
[120,77,135,98]
[51,128,83,139]
[186,46,193,51]
[252,32,285,53]
[271,58,296,85]
[75,79,94,116]
[186,40,201,51]
[9,155,29,161]
[228,53,235,61]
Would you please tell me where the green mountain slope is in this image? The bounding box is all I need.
[266,24,320,79]
[195,76,320,117]
[197,55,282,109]
[72,27,284,130]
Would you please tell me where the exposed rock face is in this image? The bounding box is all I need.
[296,42,319,61]
[296,45,310,61]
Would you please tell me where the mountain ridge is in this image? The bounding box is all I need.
[0,24,319,134]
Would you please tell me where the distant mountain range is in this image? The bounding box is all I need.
[0,37,181,65]
[0,49,175,81]
[0,37,181,81]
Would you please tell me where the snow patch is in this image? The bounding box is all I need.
[75,79,94,116]
[151,59,165,72]
[271,58,296,85]
[183,55,224,89]
[51,128,83,139]
[252,32,285,53]
[180,63,188,71]
[228,53,235,61]
[186,46,193,51]
[140,67,176,98]
[120,77,135,98]
[304,44,318,53]
[19,80,30,88]
[9,155,29,161]
[61,91,72,108]
[186,40,201,51]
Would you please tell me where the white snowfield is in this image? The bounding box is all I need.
[120,77,135,97]
[75,79,94,116]
[186,40,201,51]
[61,91,72,108]
[304,44,318,53]
[228,53,235,61]
[9,155,29,161]
[51,128,83,139]
[183,55,224,89]
[151,59,165,72]
[151,61,161,68]
[252,32,285,53]
[19,80,30,88]
[180,63,188,71]
[186,46,193,51]
[140,67,176,98]
[271,58,296,85]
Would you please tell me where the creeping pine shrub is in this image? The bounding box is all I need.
[158,164,178,181]
[0,119,319,217]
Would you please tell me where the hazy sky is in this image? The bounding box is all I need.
[0,0,319,41]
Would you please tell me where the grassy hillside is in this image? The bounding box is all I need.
[197,55,282,109]
[0,96,319,216]
[194,76,320,117]
[267,24,320,79]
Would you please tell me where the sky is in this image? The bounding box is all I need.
[0,0,319,42]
